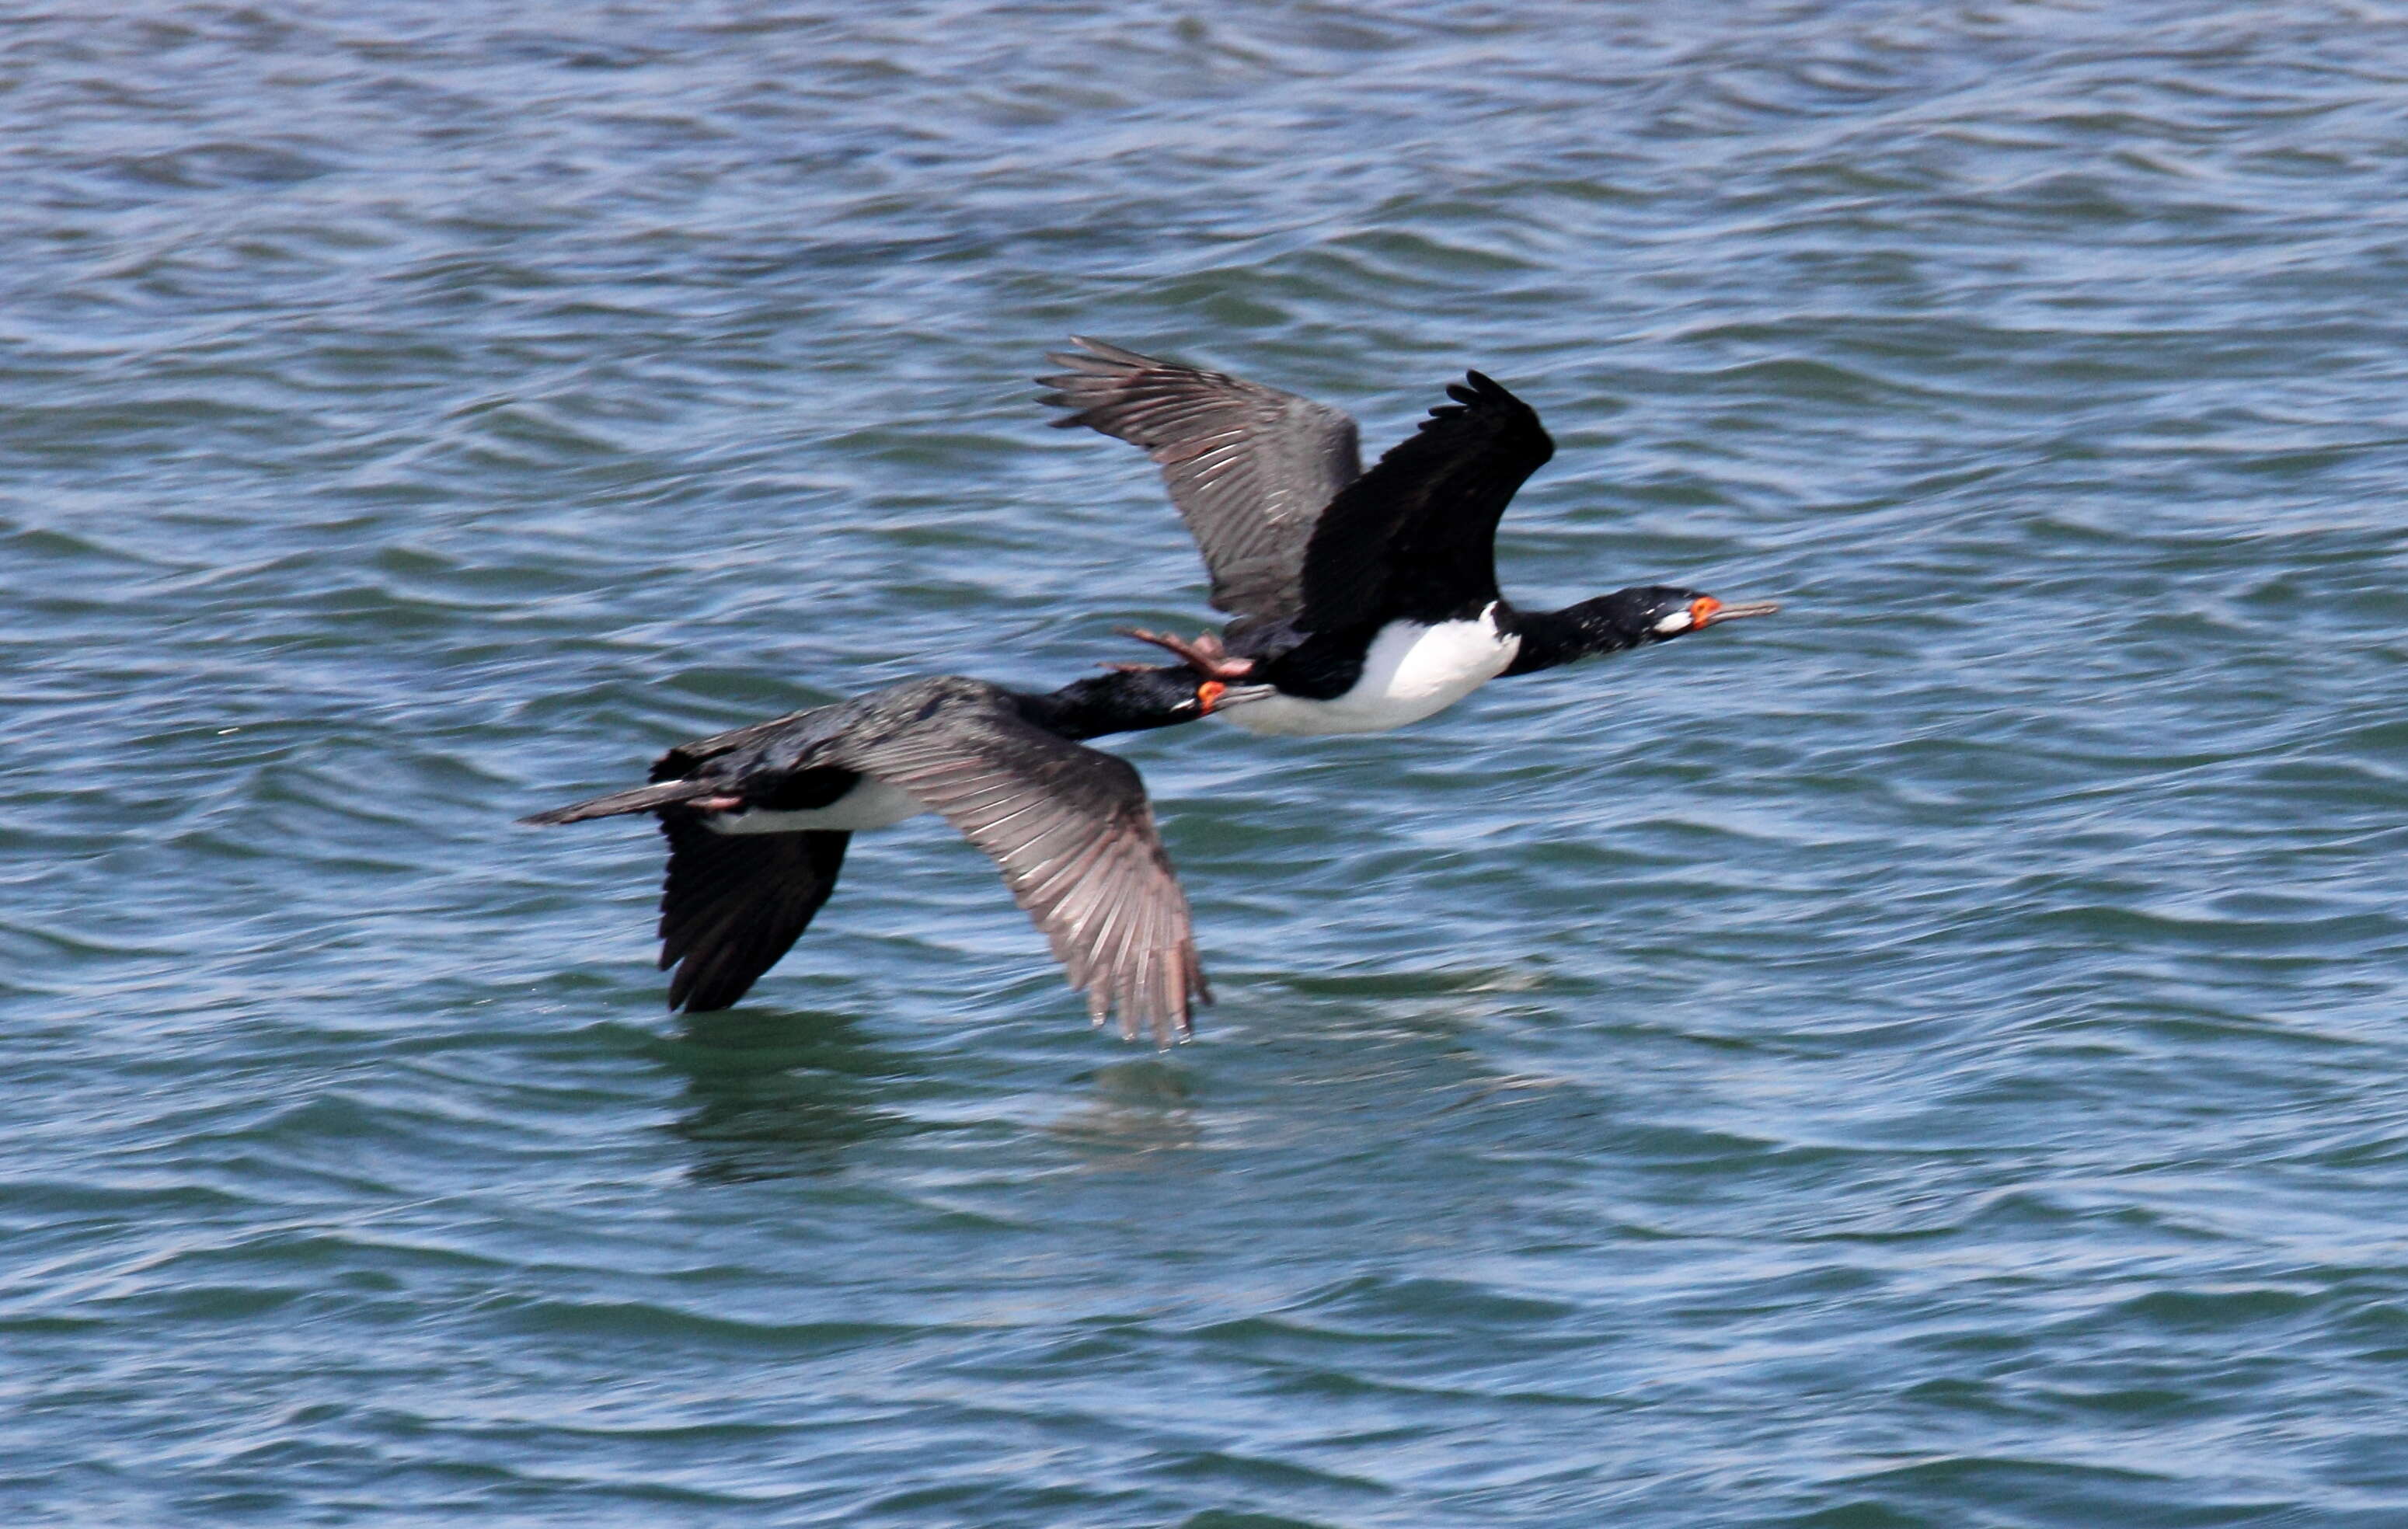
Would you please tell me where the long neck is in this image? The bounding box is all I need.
[1012,667,1201,741]
[1503,596,1654,676]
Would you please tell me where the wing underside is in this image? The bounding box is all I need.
[1041,336,1361,626]
[831,684,1210,1042]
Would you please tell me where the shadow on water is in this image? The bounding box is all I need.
[650,1007,915,1182]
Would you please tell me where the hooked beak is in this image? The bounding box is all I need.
[1692,597,1780,628]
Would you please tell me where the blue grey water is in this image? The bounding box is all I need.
[5,2,2408,1524]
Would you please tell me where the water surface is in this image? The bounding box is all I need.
[6,3,2408,1524]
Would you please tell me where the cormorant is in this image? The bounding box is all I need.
[524,668,1228,1042]
[1041,338,1777,735]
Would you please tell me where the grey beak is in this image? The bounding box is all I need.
[1706,600,1780,623]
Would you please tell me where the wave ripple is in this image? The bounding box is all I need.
[6,2,2408,1526]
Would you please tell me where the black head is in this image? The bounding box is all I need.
[1505,585,1779,675]
[1025,665,1232,740]
[1597,585,1782,646]
[1109,663,1232,720]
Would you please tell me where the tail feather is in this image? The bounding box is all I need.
[521,778,720,826]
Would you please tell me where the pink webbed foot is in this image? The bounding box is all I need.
[1110,627,1257,682]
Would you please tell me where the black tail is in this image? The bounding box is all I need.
[521,779,720,827]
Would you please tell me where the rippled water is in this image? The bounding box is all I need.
[8,2,2408,1524]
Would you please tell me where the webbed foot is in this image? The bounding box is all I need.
[1112,627,1257,681]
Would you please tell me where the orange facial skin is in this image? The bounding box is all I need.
[1689,596,1724,628]
[1197,680,1228,713]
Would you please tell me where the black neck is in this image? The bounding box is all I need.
[1012,667,1203,741]
[1503,594,1658,676]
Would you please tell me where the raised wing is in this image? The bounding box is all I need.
[831,686,1209,1043]
[1298,371,1555,632]
[1040,336,1361,625]
[657,820,850,1012]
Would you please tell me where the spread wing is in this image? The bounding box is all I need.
[657,820,850,1012]
[1040,336,1361,626]
[1297,371,1555,632]
[831,689,1209,1043]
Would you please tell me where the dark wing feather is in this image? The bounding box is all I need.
[1040,336,1361,625]
[830,689,1208,1043]
[657,820,851,1012]
[1298,371,1555,632]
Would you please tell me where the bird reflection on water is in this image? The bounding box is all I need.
[655,1008,905,1182]
[661,1015,1220,1176]
[1049,1057,1204,1158]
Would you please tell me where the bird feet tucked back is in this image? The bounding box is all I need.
[1109,627,1258,681]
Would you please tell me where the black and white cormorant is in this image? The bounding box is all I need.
[1040,338,1779,736]
[524,668,1229,1042]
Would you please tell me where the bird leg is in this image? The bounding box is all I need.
[1109,627,1256,681]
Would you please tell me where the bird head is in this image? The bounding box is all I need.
[1601,586,1781,645]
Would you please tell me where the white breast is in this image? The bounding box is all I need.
[703,775,925,835]
[1217,604,1521,737]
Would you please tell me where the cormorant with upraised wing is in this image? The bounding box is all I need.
[1040,338,1777,735]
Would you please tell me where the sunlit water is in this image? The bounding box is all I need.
[6,4,2408,1524]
